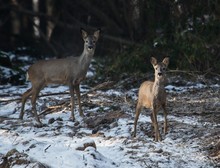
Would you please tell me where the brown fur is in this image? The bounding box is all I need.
[133,57,169,141]
[19,29,100,125]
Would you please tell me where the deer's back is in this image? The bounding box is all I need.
[28,57,79,85]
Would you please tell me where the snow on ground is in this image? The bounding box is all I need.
[0,80,219,167]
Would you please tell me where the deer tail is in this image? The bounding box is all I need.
[26,72,29,81]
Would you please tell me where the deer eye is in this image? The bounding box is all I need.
[86,40,88,43]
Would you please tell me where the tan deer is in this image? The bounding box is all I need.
[133,57,169,141]
[19,28,100,125]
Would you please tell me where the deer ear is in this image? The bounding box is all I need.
[151,57,157,66]
[93,29,101,41]
[162,57,169,67]
[81,28,88,40]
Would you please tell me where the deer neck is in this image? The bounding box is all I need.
[152,76,165,96]
[79,48,95,69]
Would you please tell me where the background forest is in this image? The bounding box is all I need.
[0,0,220,83]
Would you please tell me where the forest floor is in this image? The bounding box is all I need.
[0,65,220,167]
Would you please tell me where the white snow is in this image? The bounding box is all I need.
[0,82,218,168]
[0,102,17,116]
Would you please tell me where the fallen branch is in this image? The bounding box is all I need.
[0,80,115,103]
[38,102,69,116]
[37,81,115,116]
[82,80,115,96]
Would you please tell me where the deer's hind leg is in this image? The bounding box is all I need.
[133,103,142,137]
[31,85,44,124]
[19,88,33,120]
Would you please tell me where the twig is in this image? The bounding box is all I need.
[0,81,115,103]
[82,80,115,97]
[0,92,69,103]
[38,102,69,116]
[38,81,115,116]
[44,145,51,152]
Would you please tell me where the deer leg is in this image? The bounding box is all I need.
[19,88,32,120]
[133,103,142,137]
[31,87,42,125]
[150,112,155,137]
[152,109,161,142]
[162,104,168,134]
[74,84,84,117]
[150,112,155,126]
[69,84,75,121]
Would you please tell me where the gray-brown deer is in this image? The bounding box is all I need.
[19,28,100,125]
[133,57,169,141]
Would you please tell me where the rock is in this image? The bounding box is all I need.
[0,149,48,168]
[92,127,99,134]
[85,111,127,128]
[5,149,30,165]
[74,121,80,126]
[48,118,55,124]
[85,117,106,128]
[83,145,118,167]
[110,121,118,128]
[56,117,63,121]
[75,139,97,151]
[0,154,9,168]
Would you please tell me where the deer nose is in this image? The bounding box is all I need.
[158,72,162,76]
[88,46,93,49]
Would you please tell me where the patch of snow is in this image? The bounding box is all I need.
[86,71,95,78]
[0,66,18,78]
[0,82,218,168]
[0,102,17,116]
[166,83,219,93]
[105,89,122,96]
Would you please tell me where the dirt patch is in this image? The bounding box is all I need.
[202,135,220,167]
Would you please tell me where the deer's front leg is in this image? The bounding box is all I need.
[152,109,161,142]
[69,84,75,121]
[74,84,84,117]
[20,88,32,120]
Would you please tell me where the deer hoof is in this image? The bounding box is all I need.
[155,136,162,142]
